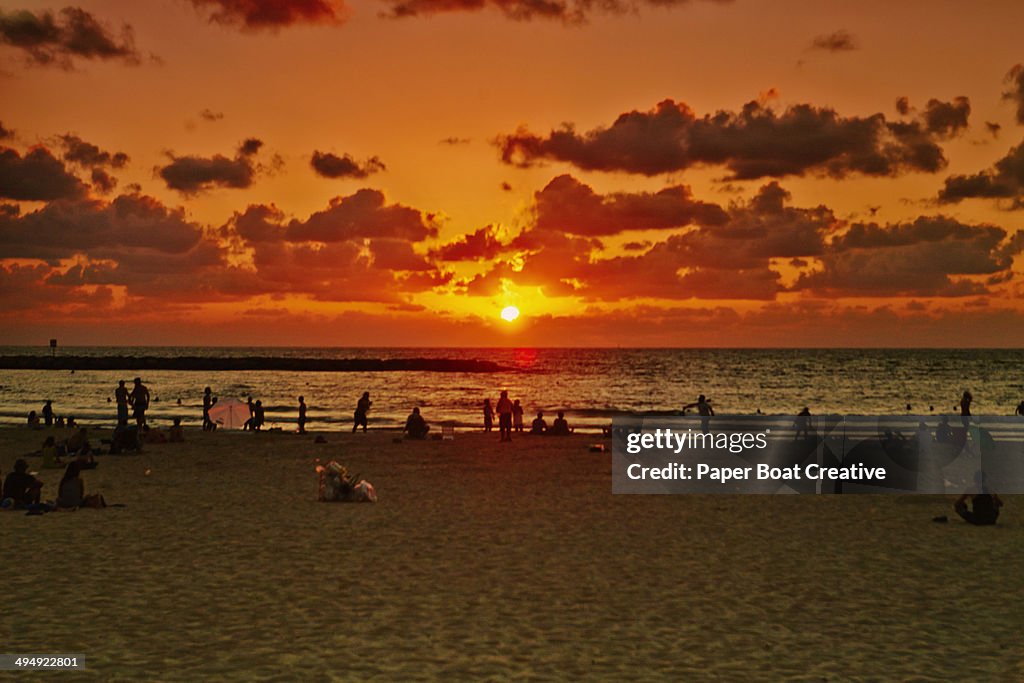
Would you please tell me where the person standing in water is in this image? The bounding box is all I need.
[129,378,150,429]
[202,386,217,431]
[959,390,973,429]
[298,396,307,434]
[482,399,494,433]
[115,380,129,426]
[512,399,524,433]
[353,392,371,433]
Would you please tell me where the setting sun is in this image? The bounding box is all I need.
[500,306,520,322]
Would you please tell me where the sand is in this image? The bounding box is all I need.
[2,426,1022,681]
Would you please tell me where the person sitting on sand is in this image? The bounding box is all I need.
[530,411,547,435]
[27,410,40,429]
[935,416,952,444]
[512,399,524,432]
[41,436,64,469]
[403,407,430,439]
[67,415,78,429]
[168,417,185,443]
[141,424,168,444]
[954,492,1002,526]
[57,462,106,509]
[3,459,43,508]
[548,411,572,436]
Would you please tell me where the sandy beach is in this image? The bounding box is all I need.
[2,426,1022,681]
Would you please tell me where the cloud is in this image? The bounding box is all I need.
[199,108,224,122]
[158,138,263,195]
[382,0,728,23]
[60,134,129,169]
[440,137,471,145]
[497,97,969,179]
[189,0,347,29]
[90,168,117,194]
[533,174,727,235]
[794,216,1019,297]
[283,188,439,242]
[0,192,205,261]
[310,151,386,179]
[809,30,857,52]
[0,6,142,68]
[937,139,1024,208]
[0,145,87,201]
[0,121,12,139]
[986,121,1002,138]
[432,225,505,261]
[1003,64,1024,125]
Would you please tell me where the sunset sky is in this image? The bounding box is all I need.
[1,0,1023,346]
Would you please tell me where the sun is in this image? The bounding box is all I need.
[500,305,520,322]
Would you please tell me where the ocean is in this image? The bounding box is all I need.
[1,347,1022,431]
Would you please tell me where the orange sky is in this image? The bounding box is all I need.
[1,0,1023,346]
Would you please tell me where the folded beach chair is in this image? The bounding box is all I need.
[442,422,455,440]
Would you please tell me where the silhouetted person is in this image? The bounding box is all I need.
[57,461,105,509]
[27,410,40,429]
[253,400,265,431]
[115,380,129,425]
[549,411,571,436]
[955,493,1002,526]
[496,390,513,441]
[3,459,42,508]
[353,392,371,433]
[935,416,952,443]
[404,407,429,439]
[42,400,54,426]
[482,399,494,432]
[794,407,812,440]
[1016,400,1024,417]
[530,411,547,435]
[202,387,217,431]
[298,396,307,434]
[512,399,524,432]
[130,377,150,429]
[959,390,973,428]
[683,394,714,433]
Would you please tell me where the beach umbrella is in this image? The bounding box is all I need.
[208,397,250,429]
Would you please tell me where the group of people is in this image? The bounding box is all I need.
[2,457,105,511]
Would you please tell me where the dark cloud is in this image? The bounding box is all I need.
[285,189,439,242]
[0,146,87,201]
[60,134,129,169]
[497,97,969,180]
[0,121,12,139]
[189,0,347,29]
[938,139,1024,208]
[533,174,727,235]
[795,216,1019,297]
[90,167,117,194]
[0,193,205,261]
[158,139,263,195]
[310,151,386,179]
[382,0,728,23]
[432,225,504,261]
[440,137,471,145]
[809,30,857,52]
[986,122,1002,138]
[500,181,513,192]
[1003,64,1024,125]
[0,6,141,68]
[199,108,224,122]
[895,97,911,116]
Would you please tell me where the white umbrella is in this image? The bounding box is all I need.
[208,397,250,430]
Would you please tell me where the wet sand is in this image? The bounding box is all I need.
[2,427,1021,681]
